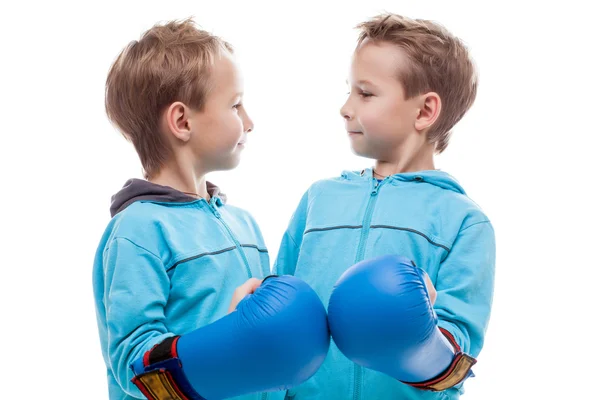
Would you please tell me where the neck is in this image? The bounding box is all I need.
[374,142,435,177]
[149,161,210,200]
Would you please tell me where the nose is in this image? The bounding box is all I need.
[340,98,353,120]
[243,110,254,133]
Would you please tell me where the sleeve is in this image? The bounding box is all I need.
[103,237,175,397]
[273,190,309,276]
[434,220,496,358]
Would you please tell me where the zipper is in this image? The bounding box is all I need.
[353,177,385,400]
[355,179,383,262]
[206,199,268,400]
[207,198,253,280]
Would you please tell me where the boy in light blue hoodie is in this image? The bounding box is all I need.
[94,19,274,400]
[274,13,495,400]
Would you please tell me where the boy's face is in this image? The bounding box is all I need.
[187,51,253,171]
[341,41,422,161]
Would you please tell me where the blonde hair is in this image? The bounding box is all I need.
[357,13,478,153]
[105,17,233,178]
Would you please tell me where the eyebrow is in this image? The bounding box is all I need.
[231,92,244,101]
[346,79,375,86]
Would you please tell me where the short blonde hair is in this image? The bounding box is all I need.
[105,18,232,178]
[357,13,478,153]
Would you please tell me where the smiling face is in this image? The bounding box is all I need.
[186,51,254,171]
[340,41,427,161]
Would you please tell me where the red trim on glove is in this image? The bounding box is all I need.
[403,327,477,392]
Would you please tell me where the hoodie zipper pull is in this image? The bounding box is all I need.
[208,197,221,217]
[371,180,382,195]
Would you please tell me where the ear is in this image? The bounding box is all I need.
[415,92,442,132]
[164,101,192,142]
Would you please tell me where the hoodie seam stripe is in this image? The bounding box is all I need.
[304,225,363,234]
[370,225,450,252]
[166,244,268,272]
[240,244,269,253]
[304,225,450,252]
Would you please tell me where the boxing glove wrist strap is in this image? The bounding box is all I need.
[131,336,206,400]
[403,328,477,392]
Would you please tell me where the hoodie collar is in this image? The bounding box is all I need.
[342,167,466,194]
[109,179,227,217]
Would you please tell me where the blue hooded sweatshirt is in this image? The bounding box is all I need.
[92,179,272,400]
[273,168,496,400]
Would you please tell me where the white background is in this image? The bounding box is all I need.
[1,0,598,399]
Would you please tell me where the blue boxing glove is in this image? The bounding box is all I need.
[131,275,330,399]
[328,255,476,392]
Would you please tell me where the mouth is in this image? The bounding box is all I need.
[347,131,363,136]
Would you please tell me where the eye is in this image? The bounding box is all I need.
[359,91,373,98]
[233,103,242,110]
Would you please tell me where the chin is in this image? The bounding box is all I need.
[350,144,375,160]
[227,156,242,170]
[213,157,241,172]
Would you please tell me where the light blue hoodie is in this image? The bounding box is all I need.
[92,179,272,400]
[273,168,495,400]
